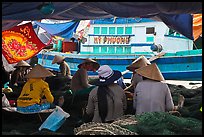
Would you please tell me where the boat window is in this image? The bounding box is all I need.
[108,47,115,54]
[168,28,182,36]
[101,46,108,53]
[117,27,124,34]
[116,46,123,54]
[175,32,180,36]
[168,28,176,36]
[109,27,115,34]
[124,47,131,54]
[125,27,132,34]
[93,46,100,53]
[101,27,107,34]
[94,27,100,34]
[146,27,155,34]
[146,36,154,42]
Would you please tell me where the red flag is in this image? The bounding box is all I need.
[2,22,46,64]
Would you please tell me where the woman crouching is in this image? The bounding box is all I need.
[85,65,127,123]
[17,64,55,113]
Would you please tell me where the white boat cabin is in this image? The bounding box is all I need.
[80,18,193,54]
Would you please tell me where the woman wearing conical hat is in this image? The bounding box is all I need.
[86,65,127,123]
[52,55,71,78]
[70,58,100,118]
[10,60,32,87]
[133,63,175,114]
[17,64,55,113]
[124,56,151,99]
[70,58,100,95]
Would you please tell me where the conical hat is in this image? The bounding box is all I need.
[77,58,100,70]
[126,55,151,71]
[14,60,31,68]
[25,64,55,78]
[52,55,65,64]
[135,63,165,81]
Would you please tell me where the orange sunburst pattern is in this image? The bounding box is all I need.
[193,14,202,41]
[2,22,46,64]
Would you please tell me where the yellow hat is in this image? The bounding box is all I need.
[126,55,151,71]
[25,64,55,78]
[14,60,31,68]
[135,63,165,81]
[77,58,100,70]
[52,55,65,64]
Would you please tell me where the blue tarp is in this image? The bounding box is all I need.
[33,21,80,39]
[90,18,155,24]
[2,2,202,40]
[157,13,193,40]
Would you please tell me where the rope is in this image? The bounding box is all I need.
[193,41,198,49]
[38,113,43,122]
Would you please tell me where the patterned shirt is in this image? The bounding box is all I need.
[17,78,54,107]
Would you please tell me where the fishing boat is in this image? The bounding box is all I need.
[36,18,202,81]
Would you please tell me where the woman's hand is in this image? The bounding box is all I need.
[125,91,134,99]
[40,99,48,104]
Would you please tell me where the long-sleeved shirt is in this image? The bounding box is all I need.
[133,79,174,114]
[59,61,71,77]
[86,83,127,122]
[124,72,143,92]
[70,68,92,92]
[17,78,54,107]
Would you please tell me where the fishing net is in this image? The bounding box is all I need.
[168,84,202,120]
[74,122,137,135]
[122,112,202,135]
[168,84,201,98]
[179,102,202,120]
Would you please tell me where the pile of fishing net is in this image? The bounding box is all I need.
[121,112,202,135]
[74,121,137,135]
[74,112,202,135]
[168,84,202,120]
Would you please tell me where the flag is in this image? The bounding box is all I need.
[193,14,202,41]
[2,22,46,64]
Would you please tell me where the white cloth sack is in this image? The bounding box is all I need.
[2,93,11,107]
[39,106,70,132]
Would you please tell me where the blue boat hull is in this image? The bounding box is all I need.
[37,51,202,81]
